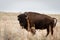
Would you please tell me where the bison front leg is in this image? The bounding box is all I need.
[26,16,31,31]
[27,19,31,31]
[26,16,36,34]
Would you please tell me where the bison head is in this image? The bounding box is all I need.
[18,14,28,29]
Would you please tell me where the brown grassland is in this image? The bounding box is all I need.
[0,12,60,40]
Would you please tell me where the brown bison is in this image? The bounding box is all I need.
[18,12,57,37]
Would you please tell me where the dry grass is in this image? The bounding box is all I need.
[0,12,60,40]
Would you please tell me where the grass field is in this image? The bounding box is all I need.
[0,12,60,40]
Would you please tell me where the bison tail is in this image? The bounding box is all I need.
[53,18,57,27]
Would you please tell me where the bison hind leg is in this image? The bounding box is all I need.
[51,27,53,35]
[46,27,49,37]
[51,25,54,36]
[50,22,54,36]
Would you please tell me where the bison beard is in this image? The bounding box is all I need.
[18,12,57,37]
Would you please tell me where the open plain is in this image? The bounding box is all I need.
[0,12,60,40]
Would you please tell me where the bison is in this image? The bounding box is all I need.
[18,12,57,37]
